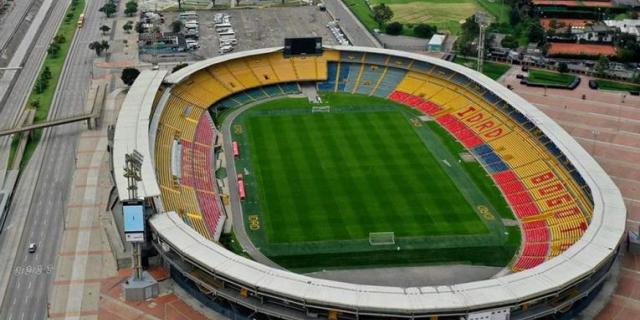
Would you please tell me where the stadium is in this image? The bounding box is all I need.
[113,44,626,319]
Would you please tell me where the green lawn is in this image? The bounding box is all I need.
[595,79,640,92]
[9,0,85,170]
[454,56,511,80]
[344,0,509,35]
[231,93,518,271]
[527,69,577,86]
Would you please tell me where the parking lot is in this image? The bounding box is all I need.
[155,6,341,61]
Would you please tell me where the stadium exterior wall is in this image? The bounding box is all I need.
[126,46,626,318]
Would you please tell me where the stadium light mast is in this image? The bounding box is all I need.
[124,150,144,279]
[475,10,493,74]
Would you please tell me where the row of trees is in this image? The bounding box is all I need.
[371,3,438,38]
[100,0,138,18]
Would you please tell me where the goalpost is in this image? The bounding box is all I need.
[369,232,395,246]
[312,106,330,113]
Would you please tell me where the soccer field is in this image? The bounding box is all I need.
[231,93,519,271]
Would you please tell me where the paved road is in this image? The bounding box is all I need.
[0,0,40,58]
[323,0,380,48]
[0,0,109,318]
[221,100,283,269]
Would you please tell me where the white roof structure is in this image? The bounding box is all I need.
[143,46,625,314]
[428,34,447,46]
[604,19,640,37]
[113,69,166,200]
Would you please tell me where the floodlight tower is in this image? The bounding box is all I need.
[475,11,493,73]
[124,150,144,279]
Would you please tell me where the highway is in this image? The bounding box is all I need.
[0,0,109,318]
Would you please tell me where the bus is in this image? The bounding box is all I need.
[77,14,85,28]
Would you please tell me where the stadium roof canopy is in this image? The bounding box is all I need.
[132,46,625,313]
[113,69,166,201]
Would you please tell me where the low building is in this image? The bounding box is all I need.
[604,19,640,40]
[426,34,446,52]
[571,24,615,43]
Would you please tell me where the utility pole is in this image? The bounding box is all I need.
[475,10,493,74]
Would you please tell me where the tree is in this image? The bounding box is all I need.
[385,22,403,35]
[171,20,184,33]
[527,22,545,44]
[135,21,145,34]
[414,23,437,39]
[501,35,519,49]
[124,0,138,17]
[99,2,117,18]
[42,66,52,81]
[54,34,66,44]
[99,24,111,35]
[558,62,568,73]
[172,63,189,73]
[30,99,41,110]
[595,55,610,77]
[123,21,133,33]
[89,41,105,56]
[372,4,393,28]
[47,42,61,57]
[121,68,141,86]
[100,40,110,53]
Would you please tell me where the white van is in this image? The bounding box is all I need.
[215,23,232,30]
[218,30,235,37]
[219,45,233,54]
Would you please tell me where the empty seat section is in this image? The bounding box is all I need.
[363,53,388,65]
[340,51,364,63]
[343,63,363,92]
[267,53,298,82]
[317,62,338,92]
[413,81,444,101]
[410,60,434,74]
[291,57,318,80]
[513,256,545,270]
[245,87,268,100]
[428,88,457,106]
[207,64,245,92]
[356,64,384,95]
[245,56,280,85]
[428,65,454,79]
[387,56,413,68]
[514,202,540,218]
[395,73,427,94]
[514,160,551,183]
[280,82,301,94]
[525,227,549,242]
[451,73,471,86]
[225,58,261,89]
[492,170,518,184]
[262,84,284,97]
[336,63,350,91]
[161,95,203,141]
[373,67,406,98]
[522,242,549,257]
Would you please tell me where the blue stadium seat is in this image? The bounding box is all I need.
[318,62,338,92]
[337,63,350,91]
[363,53,388,66]
[343,63,361,92]
[373,67,407,98]
[356,64,384,95]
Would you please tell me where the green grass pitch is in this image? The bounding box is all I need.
[231,93,520,271]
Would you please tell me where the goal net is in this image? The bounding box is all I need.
[312,106,330,113]
[369,232,395,246]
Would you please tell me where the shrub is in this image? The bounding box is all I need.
[385,22,403,35]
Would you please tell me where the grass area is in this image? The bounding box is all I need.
[454,56,511,80]
[345,0,509,35]
[342,0,379,31]
[595,79,640,92]
[527,69,577,86]
[231,93,518,271]
[219,231,253,259]
[11,0,85,170]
